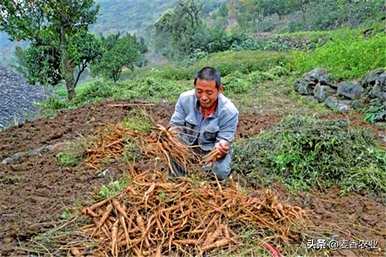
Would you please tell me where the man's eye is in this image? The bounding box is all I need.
[206,92,213,95]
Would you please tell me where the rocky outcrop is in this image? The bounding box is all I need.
[294,68,386,122]
[0,66,50,129]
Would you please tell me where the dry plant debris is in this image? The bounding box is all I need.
[141,124,200,175]
[85,123,200,174]
[79,122,307,256]
[77,171,306,257]
[85,124,139,170]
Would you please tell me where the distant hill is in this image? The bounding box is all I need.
[0,0,181,67]
[92,0,178,35]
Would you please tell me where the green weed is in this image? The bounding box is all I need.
[59,209,73,220]
[363,101,385,124]
[56,140,88,167]
[196,50,289,76]
[56,152,82,167]
[98,177,130,199]
[233,116,386,194]
[122,110,153,133]
[122,138,142,163]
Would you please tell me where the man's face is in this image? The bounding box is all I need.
[195,79,220,108]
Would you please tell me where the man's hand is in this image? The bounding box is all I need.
[214,139,230,159]
[168,125,181,134]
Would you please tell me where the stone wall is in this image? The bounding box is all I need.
[294,68,386,122]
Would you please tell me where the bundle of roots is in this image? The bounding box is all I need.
[85,124,139,170]
[85,123,202,174]
[75,171,306,257]
[138,124,200,175]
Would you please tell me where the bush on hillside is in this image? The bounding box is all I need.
[233,116,386,194]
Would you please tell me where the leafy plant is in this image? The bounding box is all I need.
[98,177,129,199]
[56,140,88,167]
[364,102,385,123]
[233,116,386,194]
[60,209,73,220]
[56,152,82,167]
[122,110,153,133]
[73,80,116,104]
[222,71,251,94]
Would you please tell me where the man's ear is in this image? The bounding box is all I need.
[219,84,224,93]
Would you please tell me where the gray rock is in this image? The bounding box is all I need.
[313,83,336,102]
[369,82,385,100]
[294,79,313,95]
[336,81,363,99]
[351,99,365,110]
[295,68,334,95]
[361,68,386,89]
[324,96,351,113]
[0,66,51,129]
[303,68,332,86]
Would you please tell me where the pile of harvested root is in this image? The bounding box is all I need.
[142,124,200,175]
[76,170,306,257]
[85,124,139,170]
[85,123,200,174]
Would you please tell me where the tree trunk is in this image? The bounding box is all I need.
[64,63,76,101]
[59,26,76,101]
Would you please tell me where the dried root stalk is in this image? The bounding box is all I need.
[85,123,139,169]
[141,124,200,175]
[76,171,307,257]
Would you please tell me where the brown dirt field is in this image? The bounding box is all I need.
[0,101,385,257]
[295,188,386,257]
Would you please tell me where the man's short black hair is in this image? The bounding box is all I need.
[194,66,221,88]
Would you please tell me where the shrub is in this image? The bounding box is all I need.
[152,66,194,81]
[114,77,191,101]
[222,71,252,94]
[233,116,386,194]
[73,81,116,104]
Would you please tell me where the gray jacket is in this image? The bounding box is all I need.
[170,89,239,151]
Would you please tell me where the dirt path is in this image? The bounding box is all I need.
[0,101,384,256]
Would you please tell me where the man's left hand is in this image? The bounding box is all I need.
[214,139,230,159]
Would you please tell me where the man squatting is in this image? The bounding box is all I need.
[169,66,239,180]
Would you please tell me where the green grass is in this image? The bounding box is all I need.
[56,152,82,167]
[98,177,130,199]
[40,50,292,115]
[122,110,153,133]
[56,140,88,167]
[233,116,386,195]
[289,30,386,79]
[195,50,289,76]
